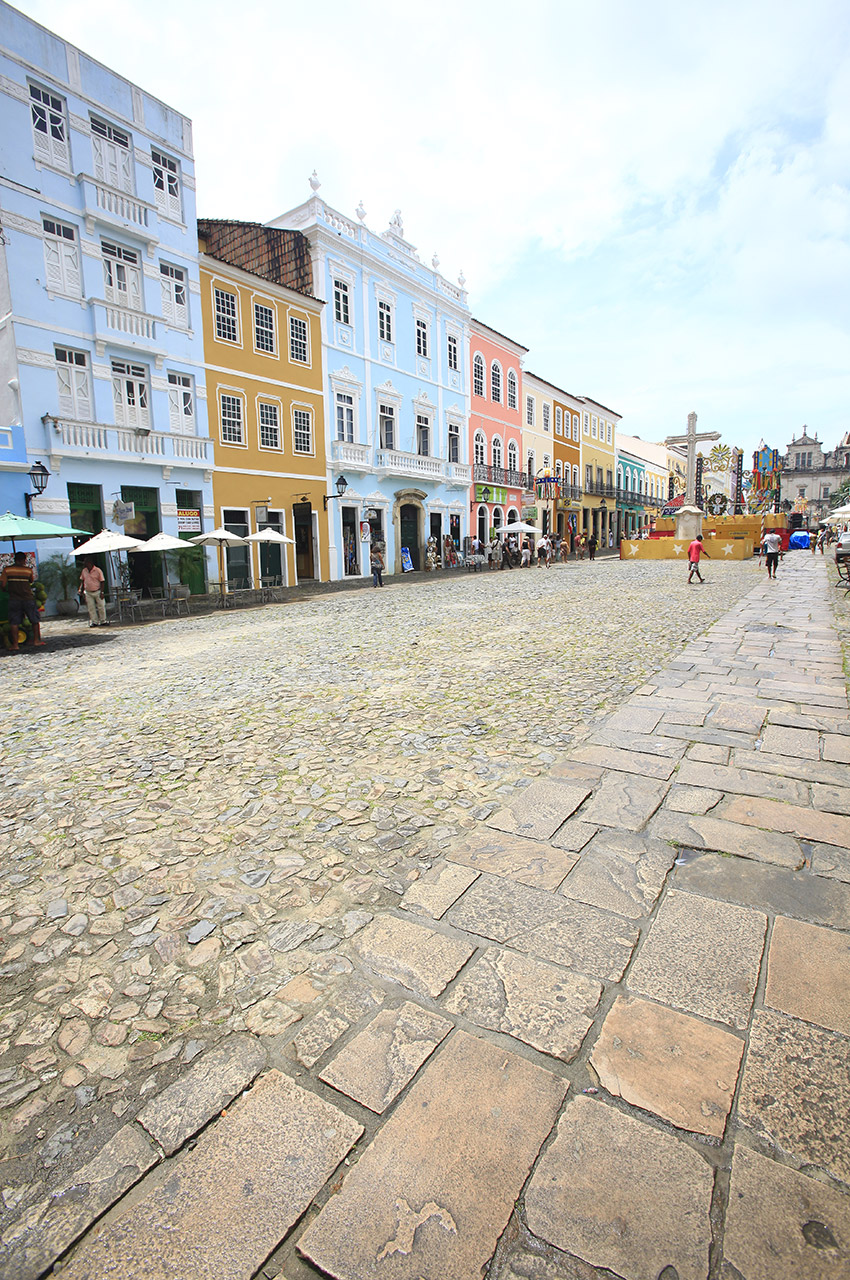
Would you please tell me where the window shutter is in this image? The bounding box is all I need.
[74,367,91,420]
[63,242,81,296]
[168,182,181,220]
[92,136,107,184]
[112,372,125,425]
[57,364,73,416]
[128,265,142,312]
[32,117,50,162]
[161,277,174,323]
[118,146,133,194]
[167,384,180,430]
[44,238,63,291]
[52,129,69,169]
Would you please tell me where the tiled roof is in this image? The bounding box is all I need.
[197,219,317,298]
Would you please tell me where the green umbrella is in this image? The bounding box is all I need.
[0,511,87,552]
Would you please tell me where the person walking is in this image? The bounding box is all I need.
[369,541,384,588]
[0,551,46,652]
[536,534,550,567]
[762,530,782,579]
[687,534,711,583]
[79,558,108,626]
[588,531,598,561]
[520,539,531,568]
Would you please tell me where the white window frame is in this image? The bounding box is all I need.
[607,421,613,444]
[415,317,429,358]
[102,240,142,311]
[448,422,460,463]
[379,402,396,451]
[219,389,246,447]
[292,403,314,455]
[543,403,551,432]
[507,441,518,474]
[473,353,485,398]
[167,371,195,434]
[416,413,431,458]
[591,415,598,439]
[112,359,150,430]
[333,278,350,326]
[507,369,518,411]
[55,347,91,420]
[288,312,310,365]
[91,116,133,194]
[447,333,459,371]
[491,361,502,403]
[473,431,486,465]
[572,414,579,441]
[583,411,590,435]
[492,436,503,469]
[555,407,562,434]
[336,391,355,443]
[526,395,535,427]
[378,299,394,344]
[43,217,81,297]
[160,261,187,328]
[257,398,282,451]
[30,83,69,170]
[214,286,240,345]
[573,465,580,488]
[253,297,277,356]
[151,148,181,219]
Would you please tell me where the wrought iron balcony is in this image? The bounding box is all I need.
[473,464,528,489]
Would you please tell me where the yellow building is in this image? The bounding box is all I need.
[198,220,329,585]
[580,398,621,548]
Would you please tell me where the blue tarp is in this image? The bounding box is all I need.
[788,532,810,549]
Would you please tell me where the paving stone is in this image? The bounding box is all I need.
[724,1145,850,1280]
[487,782,592,841]
[549,819,598,852]
[811,842,850,884]
[674,850,850,929]
[578,772,669,832]
[665,783,723,813]
[732,748,850,788]
[590,727,686,758]
[765,916,850,1034]
[722,793,850,848]
[1,1123,159,1280]
[136,1035,266,1155]
[823,733,850,763]
[267,919,321,952]
[571,744,676,780]
[811,782,850,815]
[319,1001,451,1112]
[687,742,730,764]
[760,724,821,760]
[661,706,708,726]
[649,809,804,868]
[447,829,578,890]
[353,915,474,998]
[399,861,479,918]
[243,996,301,1037]
[604,705,664,734]
[559,829,676,919]
[443,948,601,1062]
[293,1009,352,1068]
[445,873,638,981]
[674,756,810,805]
[59,1071,362,1280]
[738,1010,850,1185]
[627,889,766,1029]
[524,1096,713,1280]
[299,1031,566,1280]
[710,701,768,733]
[589,995,743,1137]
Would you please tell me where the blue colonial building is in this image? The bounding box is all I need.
[616,444,647,540]
[0,2,213,592]
[269,180,471,578]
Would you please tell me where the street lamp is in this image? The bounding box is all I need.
[25,460,50,517]
[323,474,349,511]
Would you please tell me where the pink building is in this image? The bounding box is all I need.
[469,319,529,543]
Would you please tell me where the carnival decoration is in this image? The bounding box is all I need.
[705,443,732,475]
[750,442,783,545]
[706,493,728,517]
[534,474,561,501]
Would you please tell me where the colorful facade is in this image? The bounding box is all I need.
[0,1,213,594]
[580,398,621,548]
[469,319,527,540]
[551,389,583,545]
[616,433,668,538]
[268,186,471,578]
[198,220,329,586]
[521,373,557,534]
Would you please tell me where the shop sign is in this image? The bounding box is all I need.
[176,509,202,533]
[359,520,371,541]
[401,547,414,572]
[523,507,538,520]
[475,485,507,504]
[112,500,135,525]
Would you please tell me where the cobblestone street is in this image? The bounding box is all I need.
[2,554,849,1280]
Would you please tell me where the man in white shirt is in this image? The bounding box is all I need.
[762,531,782,579]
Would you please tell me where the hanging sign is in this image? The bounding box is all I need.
[359,520,370,541]
[400,547,414,572]
[177,509,202,533]
[112,500,135,525]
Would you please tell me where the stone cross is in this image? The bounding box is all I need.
[665,412,721,508]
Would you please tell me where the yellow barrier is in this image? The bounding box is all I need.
[620,536,755,561]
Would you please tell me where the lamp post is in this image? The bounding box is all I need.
[599,496,607,549]
[24,460,50,517]
[323,474,349,511]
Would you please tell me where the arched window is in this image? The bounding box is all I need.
[477,505,488,543]
[572,415,579,442]
[555,460,563,478]
[573,465,580,488]
[473,353,485,398]
[507,506,520,525]
[491,362,502,403]
[543,453,551,471]
[555,407,562,433]
[507,441,518,473]
[507,370,518,411]
[617,466,623,489]
[474,431,486,465]
[527,450,535,483]
[492,506,503,530]
[492,436,503,468]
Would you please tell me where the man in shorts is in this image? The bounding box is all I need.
[1,551,45,651]
[762,530,782,578]
[687,534,710,583]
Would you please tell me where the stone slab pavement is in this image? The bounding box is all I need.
[2,554,850,1279]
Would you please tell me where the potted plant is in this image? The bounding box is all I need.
[165,543,204,597]
[38,551,80,616]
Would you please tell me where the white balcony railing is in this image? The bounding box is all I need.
[95,183,150,229]
[330,440,371,470]
[53,421,210,466]
[377,449,444,479]
[104,305,156,341]
[445,462,472,486]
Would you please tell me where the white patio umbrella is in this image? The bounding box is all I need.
[497,521,543,537]
[70,530,144,556]
[128,531,190,552]
[244,528,295,545]
[190,527,247,588]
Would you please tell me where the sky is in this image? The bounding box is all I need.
[13,0,850,459]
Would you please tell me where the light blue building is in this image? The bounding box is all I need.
[0,2,213,594]
[616,445,647,539]
[269,181,471,578]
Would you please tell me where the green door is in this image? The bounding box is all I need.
[400,504,420,569]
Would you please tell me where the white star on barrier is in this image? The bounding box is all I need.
[673,543,685,556]
[723,543,735,555]
[629,543,640,556]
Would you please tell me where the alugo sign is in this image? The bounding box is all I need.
[176,509,202,533]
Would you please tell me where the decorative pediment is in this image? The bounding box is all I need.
[329,364,361,388]
[412,390,437,414]
[374,379,402,404]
